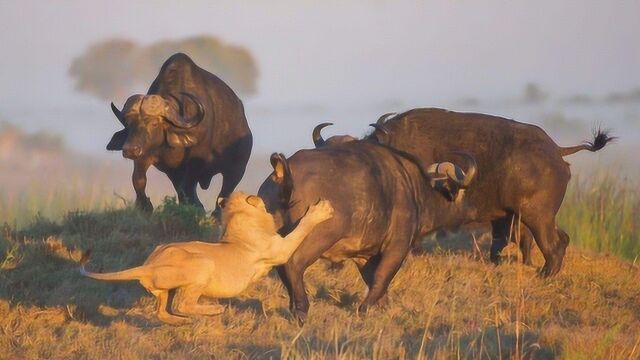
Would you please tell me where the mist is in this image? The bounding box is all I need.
[1,0,639,201]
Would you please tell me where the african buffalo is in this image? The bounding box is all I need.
[370,108,614,276]
[315,114,535,264]
[107,53,252,216]
[258,141,476,324]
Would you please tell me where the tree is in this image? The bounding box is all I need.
[69,35,259,101]
[523,82,548,104]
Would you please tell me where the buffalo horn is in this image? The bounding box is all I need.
[312,122,334,147]
[427,152,477,188]
[376,112,397,125]
[164,92,205,129]
[110,102,126,126]
[368,123,389,136]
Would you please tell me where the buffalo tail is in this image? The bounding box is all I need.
[559,127,616,157]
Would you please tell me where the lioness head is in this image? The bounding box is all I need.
[220,192,278,243]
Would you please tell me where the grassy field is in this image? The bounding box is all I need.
[557,175,640,262]
[0,178,639,359]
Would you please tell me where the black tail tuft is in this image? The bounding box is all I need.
[80,249,92,265]
[585,127,616,152]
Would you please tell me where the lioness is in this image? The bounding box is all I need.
[80,192,333,325]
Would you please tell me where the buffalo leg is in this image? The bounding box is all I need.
[213,167,246,219]
[489,217,511,264]
[354,254,381,289]
[283,234,341,326]
[521,214,568,277]
[354,254,385,308]
[358,246,411,313]
[170,173,205,210]
[517,223,534,266]
[133,161,153,212]
[490,215,534,265]
[275,265,294,310]
[283,256,319,326]
[181,180,204,210]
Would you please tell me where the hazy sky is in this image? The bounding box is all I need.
[2,1,639,103]
[0,1,639,154]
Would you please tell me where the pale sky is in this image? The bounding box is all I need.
[0,0,639,155]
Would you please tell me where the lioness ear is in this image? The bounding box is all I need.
[245,195,262,208]
[106,128,128,151]
[167,131,198,148]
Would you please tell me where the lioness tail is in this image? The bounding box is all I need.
[79,250,149,281]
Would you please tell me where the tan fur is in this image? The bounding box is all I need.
[80,191,333,325]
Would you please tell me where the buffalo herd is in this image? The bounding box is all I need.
[106,53,613,324]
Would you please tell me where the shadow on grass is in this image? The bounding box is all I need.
[223,297,264,314]
[419,224,493,255]
[0,200,219,327]
[413,326,556,359]
[277,324,556,359]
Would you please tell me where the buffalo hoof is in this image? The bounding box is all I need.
[135,198,153,213]
[357,303,375,317]
[357,297,388,316]
[537,264,561,278]
[293,309,307,327]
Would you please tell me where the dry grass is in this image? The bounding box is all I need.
[1,204,639,359]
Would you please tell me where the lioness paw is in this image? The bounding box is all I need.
[308,199,334,222]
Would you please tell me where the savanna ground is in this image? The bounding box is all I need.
[1,174,639,359]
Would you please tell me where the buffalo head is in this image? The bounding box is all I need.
[107,93,205,159]
[426,152,477,201]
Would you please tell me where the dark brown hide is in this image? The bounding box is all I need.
[107,53,253,215]
[370,108,614,276]
[258,141,476,324]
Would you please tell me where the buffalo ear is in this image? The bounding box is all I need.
[269,153,293,206]
[166,131,198,148]
[106,128,128,150]
[270,153,289,184]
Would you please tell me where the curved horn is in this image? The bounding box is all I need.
[452,151,477,187]
[166,93,183,113]
[110,102,126,126]
[312,122,333,147]
[368,123,389,136]
[164,92,205,129]
[427,152,477,188]
[376,112,397,126]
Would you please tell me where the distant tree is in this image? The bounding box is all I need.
[69,35,258,101]
[523,82,548,104]
[605,87,640,103]
[0,122,65,153]
[69,39,139,100]
[562,94,594,105]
